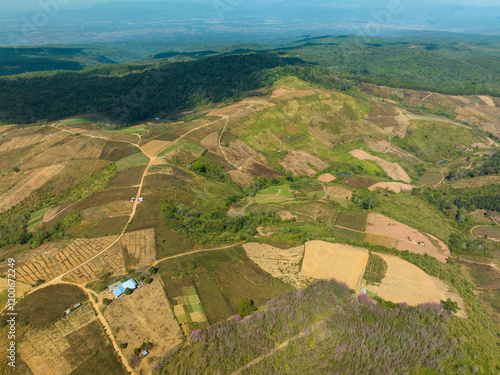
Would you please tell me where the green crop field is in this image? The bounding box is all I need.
[335,209,368,232]
[363,253,388,285]
[115,152,150,171]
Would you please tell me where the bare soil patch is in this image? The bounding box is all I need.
[318,173,336,182]
[350,149,411,183]
[364,253,467,317]
[300,240,369,291]
[280,150,328,176]
[368,182,413,193]
[103,276,182,362]
[366,213,450,263]
[243,243,311,289]
[478,95,496,107]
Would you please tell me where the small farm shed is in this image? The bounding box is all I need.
[122,279,138,290]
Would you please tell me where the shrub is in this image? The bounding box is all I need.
[144,277,152,284]
[103,298,112,305]
[238,298,257,317]
[124,288,132,295]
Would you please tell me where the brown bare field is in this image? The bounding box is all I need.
[366,213,450,263]
[280,150,329,176]
[17,236,117,285]
[141,140,171,158]
[17,303,108,375]
[449,175,500,188]
[318,173,336,182]
[103,276,182,362]
[20,136,89,170]
[368,182,413,193]
[243,243,311,288]
[222,139,257,167]
[349,149,411,183]
[0,163,65,213]
[364,253,467,317]
[419,173,444,185]
[0,133,47,153]
[478,96,496,107]
[364,233,398,248]
[300,240,369,290]
[325,185,353,199]
[42,203,74,223]
[81,130,138,144]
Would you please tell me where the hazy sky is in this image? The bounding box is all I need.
[2,0,499,14]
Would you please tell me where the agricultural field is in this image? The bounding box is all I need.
[363,253,467,318]
[103,276,182,368]
[157,247,294,324]
[242,243,311,288]
[334,209,368,232]
[172,285,209,335]
[8,303,126,375]
[366,213,450,263]
[349,149,411,183]
[16,236,117,285]
[300,240,370,290]
[473,225,500,240]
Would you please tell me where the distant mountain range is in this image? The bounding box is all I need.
[0,0,498,45]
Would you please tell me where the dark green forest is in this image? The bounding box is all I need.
[1,35,499,124]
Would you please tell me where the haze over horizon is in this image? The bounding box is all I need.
[0,0,499,46]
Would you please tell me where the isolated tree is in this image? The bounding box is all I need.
[124,288,132,295]
[238,298,257,317]
[144,277,152,284]
[442,298,460,313]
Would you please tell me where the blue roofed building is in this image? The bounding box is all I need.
[113,286,125,298]
[122,278,138,291]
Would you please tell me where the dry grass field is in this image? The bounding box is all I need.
[243,243,312,288]
[16,236,117,285]
[419,173,444,185]
[349,149,411,183]
[0,163,65,212]
[364,253,467,318]
[141,139,171,158]
[280,150,329,176]
[80,200,132,222]
[300,240,369,291]
[363,233,398,248]
[104,276,182,360]
[324,185,353,200]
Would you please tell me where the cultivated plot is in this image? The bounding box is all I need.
[300,240,369,291]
